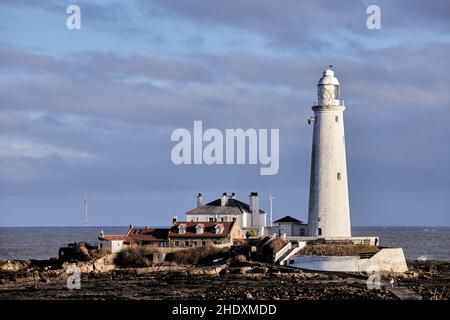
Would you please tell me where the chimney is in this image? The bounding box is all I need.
[249,192,259,213]
[172,215,178,224]
[196,193,203,207]
[221,192,228,206]
[249,192,260,228]
[231,192,236,199]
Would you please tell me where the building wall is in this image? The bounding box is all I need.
[267,223,308,237]
[229,222,245,239]
[187,214,243,225]
[169,237,229,248]
[99,240,124,253]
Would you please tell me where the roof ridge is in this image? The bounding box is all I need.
[232,199,247,213]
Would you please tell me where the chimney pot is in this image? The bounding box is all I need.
[196,193,203,207]
[221,193,228,206]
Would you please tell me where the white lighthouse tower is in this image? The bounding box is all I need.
[307,66,351,237]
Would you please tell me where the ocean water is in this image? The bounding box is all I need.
[0,226,449,261]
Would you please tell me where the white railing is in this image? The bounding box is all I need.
[313,100,345,106]
[280,246,302,265]
[274,242,292,263]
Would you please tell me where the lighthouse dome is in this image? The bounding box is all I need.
[317,67,340,86]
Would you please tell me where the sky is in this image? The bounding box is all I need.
[0,0,449,227]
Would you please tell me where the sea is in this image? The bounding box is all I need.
[0,226,449,261]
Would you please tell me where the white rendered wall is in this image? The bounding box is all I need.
[307,105,351,237]
[289,248,408,273]
[186,213,245,227]
[100,240,124,254]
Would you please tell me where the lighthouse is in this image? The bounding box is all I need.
[307,66,351,237]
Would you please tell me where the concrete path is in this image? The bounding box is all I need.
[384,285,422,300]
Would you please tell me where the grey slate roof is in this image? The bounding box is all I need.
[274,215,304,223]
[186,198,265,215]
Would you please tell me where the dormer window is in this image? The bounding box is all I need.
[195,224,204,234]
[215,224,224,235]
[178,224,186,234]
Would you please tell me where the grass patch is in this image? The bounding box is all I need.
[114,246,160,268]
[297,244,380,256]
[165,246,227,265]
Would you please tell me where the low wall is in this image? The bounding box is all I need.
[288,248,408,273]
[286,236,379,246]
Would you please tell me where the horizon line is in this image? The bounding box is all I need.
[0,225,449,228]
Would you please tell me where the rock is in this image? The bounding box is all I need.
[253,266,268,274]
[187,265,226,276]
[239,267,252,274]
[0,260,31,272]
[93,255,116,272]
[246,292,253,299]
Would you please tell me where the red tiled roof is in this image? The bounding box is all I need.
[126,228,170,242]
[98,234,128,241]
[169,221,234,238]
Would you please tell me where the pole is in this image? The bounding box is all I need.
[269,194,274,227]
[84,196,88,227]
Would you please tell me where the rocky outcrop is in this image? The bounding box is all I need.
[187,264,228,276]
[0,260,31,272]
[62,254,117,273]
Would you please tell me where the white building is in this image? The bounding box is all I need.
[185,192,266,235]
[265,216,308,237]
[98,234,126,253]
[307,66,351,237]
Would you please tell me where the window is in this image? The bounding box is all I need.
[337,172,342,180]
[196,224,204,234]
[215,224,224,234]
[333,85,340,99]
[318,228,322,236]
[178,225,186,234]
[209,218,214,222]
[174,241,179,247]
[221,217,225,222]
[202,241,206,247]
[335,115,339,122]
[185,241,189,247]
[300,229,306,236]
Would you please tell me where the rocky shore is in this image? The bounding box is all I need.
[0,257,448,300]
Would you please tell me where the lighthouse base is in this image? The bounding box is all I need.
[287,248,408,273]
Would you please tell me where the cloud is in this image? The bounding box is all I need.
[0,138,95,160]
[0,1,449,226]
